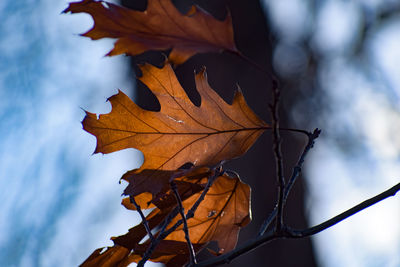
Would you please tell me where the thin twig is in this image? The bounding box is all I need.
[186,167,222,219]
[283,128,321,201]
[195,182,400,266]
[194,229,279,267]
[270,80,285,232]
[257,208,278,236]
[278,127,310,136]
[137,207,179,267]
[223,169,241,179]
[287,182,400,237]
[130,195,155,243]
[171,181,197,265]
[161,168,222,239]
[227,50,278,85]
[258,128,321,235]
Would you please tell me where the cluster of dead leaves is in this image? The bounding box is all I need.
[64,0,268,266]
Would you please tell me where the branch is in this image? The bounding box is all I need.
[283,128,321,200]
[137,207,179,267]
[129,196,155,243]
[257,208,277,237]
[194,229,278,267]
[258,128,321,235]
[287,182,400,237]
[269,80,285,231]
[195,182,400,266]
[186,167,221,219]
[161,167,222,238]
[171,181,197,265]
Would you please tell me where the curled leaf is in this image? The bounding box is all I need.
[122,167,210,208]
[64,0,238,64]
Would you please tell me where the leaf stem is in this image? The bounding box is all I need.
[227,50,278,84]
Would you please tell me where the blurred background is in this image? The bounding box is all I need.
[0,0,399,266]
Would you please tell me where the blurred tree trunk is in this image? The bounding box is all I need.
[120,0,317,266]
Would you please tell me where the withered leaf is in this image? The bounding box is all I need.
[122,167,210,208]
[82,63,267,175]
[122,174,251,266]
[112,207,171,250]
[115,169,210,250]
[132,240,207,267]
[165,174,251,254]
[84,172,250,266]
[80,245,133,267]
[64,0,237,64]
[121,192,154,211]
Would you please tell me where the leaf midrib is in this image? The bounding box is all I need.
[89,125,269,135]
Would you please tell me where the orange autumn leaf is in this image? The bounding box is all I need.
[112,207,172,250]
[112,173,251,266]
[63,0,238,64]
[82,241,205,267]
[131,240,207,267]
[86,173,251,267]
[121,193,154,211]
[82,63,267,176]
[165,174,251,254]
[80,246,133,267]
[114,170,212,251]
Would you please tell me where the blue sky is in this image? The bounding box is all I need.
[0,1,146,266]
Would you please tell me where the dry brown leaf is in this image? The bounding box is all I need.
[70,1,261,266]
[82,63,267,175]
[80,246,133,267]
[122,167,210,208]
[132,240,207,267]
[119,173,251,266]
[114,169,210,250]
[83,172,250,266]
[122,168,208,204]
[166,174,251,254]
[121,193,154,211]
[63,0,237,64]
[112,207,170,250]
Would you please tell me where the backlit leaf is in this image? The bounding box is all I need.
[165,174,251,254]
[82,63,267,176]
[64,0,238,64]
